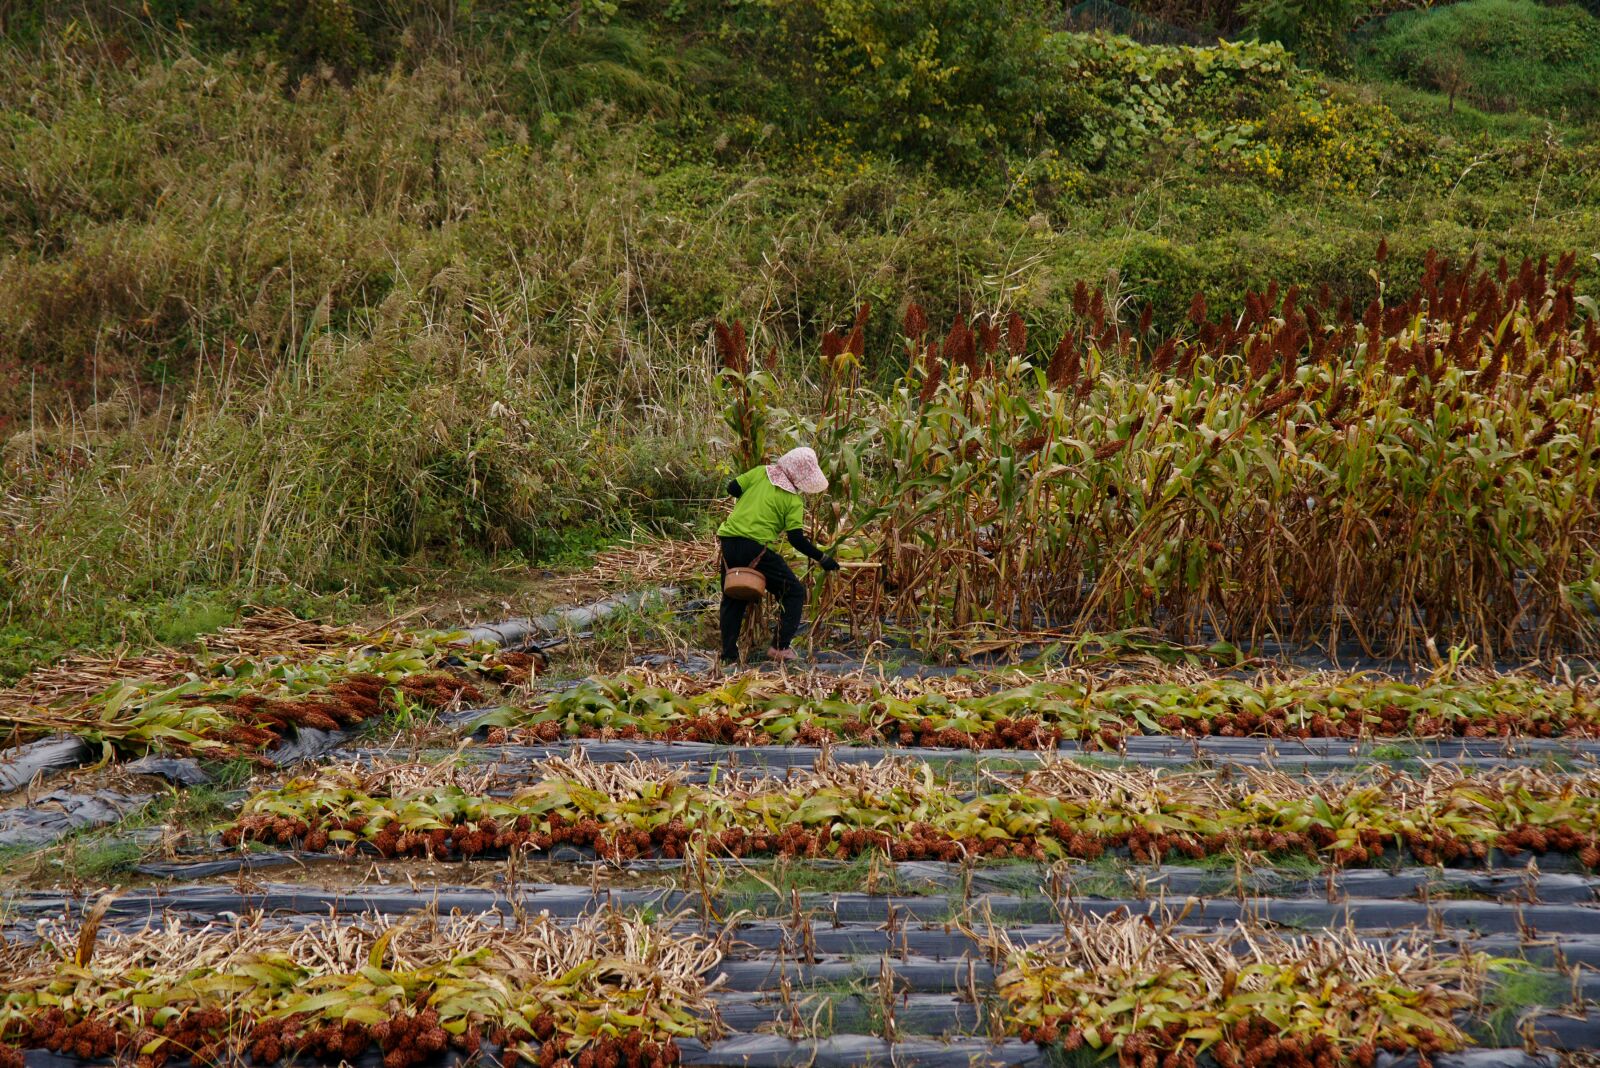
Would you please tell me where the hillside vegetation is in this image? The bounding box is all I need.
[1,0,1598,672]
[1358,0,1600,120]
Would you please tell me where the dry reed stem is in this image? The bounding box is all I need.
[589,539,720,586]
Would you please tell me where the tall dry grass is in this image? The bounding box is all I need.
[0,39,741,644]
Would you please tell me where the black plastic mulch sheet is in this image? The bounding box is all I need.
[714,958,998,995]
[1113,735,1600,771]
[455,739,1055,769]
[110,846,1600,901]
[123,756,212,786]
[133,852,348,880]
[0,790,151,847]
[265,727,354,767]
[710,994,1600,1053]
[443,736,1600,774]
[20,1053,481,1068]
[9,1043,1568,1068]
[873,860,1600,901]
[6,884,1599,936]
[713,992,985,1037]
[720,921,1600,969]
[1524,1013,1600,1050]
[1376,1054,1558,1068]
[676,1039,1569,1068]
[678,1036,1047,1068]
[0,736,93,792]
[460,590,676,649]
[0,884,683,923]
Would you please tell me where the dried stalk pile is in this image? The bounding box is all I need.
[0,908,721,1068]
[224,753,1600,868]
[750,250,1600,657]
[987,912,1491,1068]
[0,604,352,722]
[589,540,719,586]
[0,611,539,760]
[0,610,379,718]
[477,666,1598,751]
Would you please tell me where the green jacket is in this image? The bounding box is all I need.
[717,466,803,546]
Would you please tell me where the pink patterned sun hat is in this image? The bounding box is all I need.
[767,446,829,494]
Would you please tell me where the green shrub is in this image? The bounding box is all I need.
[1239,0,1369,69]
[1045,33,1296,163]
[1194,83,1436,189]
[732,2,1313,173]
[1358,0,1600,120]
[1104,0,1246,35]
[751,0,1066,170]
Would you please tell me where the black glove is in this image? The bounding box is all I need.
[820,554,841,572]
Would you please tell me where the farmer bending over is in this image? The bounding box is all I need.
[718,446,839,665]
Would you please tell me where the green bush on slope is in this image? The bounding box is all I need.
[1359,0,1600,120]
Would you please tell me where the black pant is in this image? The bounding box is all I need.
[719,536,805,661]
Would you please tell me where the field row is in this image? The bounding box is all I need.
[223,755,1600,868]
[0,612,537,762]
[0,906,1527,1068]
[480,670,1600,750]
[0,910,707,1068]
[7,610,1600,772]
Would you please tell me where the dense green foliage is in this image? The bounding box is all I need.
[1359,0,1600,121]
[765,0,1066,168]
[1,0,1596,668]
[1240,0,1369,69]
